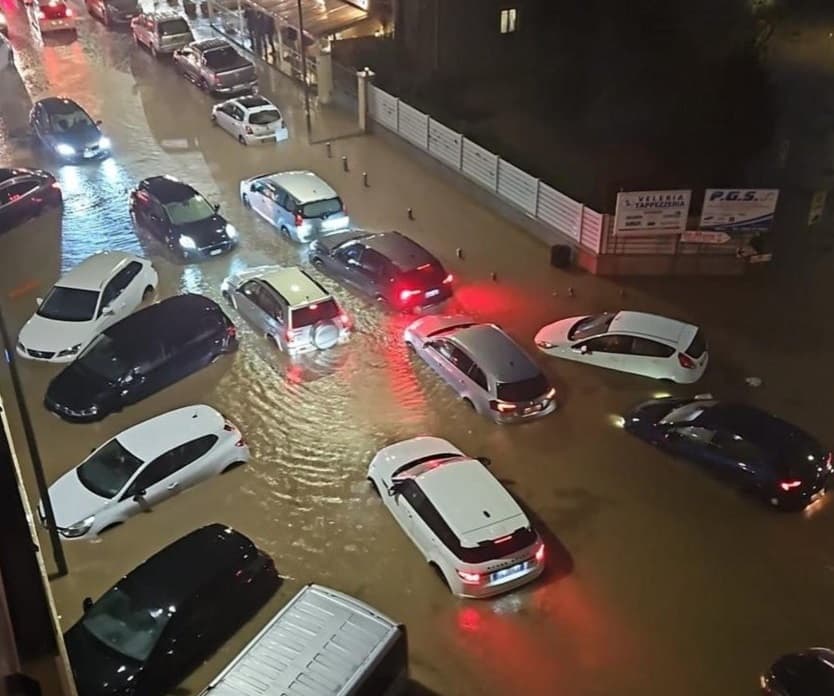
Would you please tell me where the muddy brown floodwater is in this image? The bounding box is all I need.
[1,3,834,695]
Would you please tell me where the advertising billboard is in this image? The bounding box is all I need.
[613,190,691,236]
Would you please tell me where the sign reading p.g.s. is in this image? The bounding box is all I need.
[699,189,779,234]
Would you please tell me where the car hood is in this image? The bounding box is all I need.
[534,316,588,346]
[18,313,95,354]
[372,436,464,484]
[47,362,114,412]
[174,215,230,247]
[45,468,111,529]
[65,622,144,696]
[45,126,102,151]
[406,314,476,342]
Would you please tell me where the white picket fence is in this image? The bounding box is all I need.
[367,85,605,254]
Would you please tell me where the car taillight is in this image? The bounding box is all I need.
[678,352,696,369]
[339,313,351,327]
[50,182,61,190]
[442,273,453,285]
[535,544,545,563]
[65,7,72,15]
[779,480,802,491]
[284,328,295,344]
[456,569,480,584]
[235,437,246,447]
[223,419,236,432]
[245,126,253,134]
[399,289,421,304]
[489,400,517,413]
[38,11,45,18]
[543,387,556,400]
[294,212,304,226]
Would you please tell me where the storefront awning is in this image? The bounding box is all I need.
[250,0,368,38]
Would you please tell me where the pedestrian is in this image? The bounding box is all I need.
[243,5,257,53]
[261,12,276,60]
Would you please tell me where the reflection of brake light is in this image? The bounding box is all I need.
[399,289,421,303]
[456,569,480,584]
[678,353,696,369]
[490,401,517,413]
[779,480,802,491]
[339,313,350,327]
[417,263,431,271]
[494,535,512,544]
[50,182,61,190]
[38,11,45,18]
[535,544,545,563]
[442,273,453,284]
[225,325,236,339]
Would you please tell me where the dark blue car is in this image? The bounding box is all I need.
[761,647,834,695]
[624,397,832,510]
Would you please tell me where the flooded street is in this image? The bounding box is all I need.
[2,3,834,695]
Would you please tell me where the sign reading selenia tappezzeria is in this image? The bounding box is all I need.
[699,189,780,234]
[613,190,692,236]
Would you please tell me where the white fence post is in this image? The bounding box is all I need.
[356,67,375,133]
[317,52,333,105]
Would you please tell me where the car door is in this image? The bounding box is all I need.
[664,424,723,468]
[215,102,238,136]
[0,179,43,221]
[271,186,292,230]
[117,449,182,513]
[355,248,391,299]
[709,431,767,488]
[571,334,631,372]
[622,336,676,379]
[394,479,434,557]
[147,198,171,244]
[235,280,275,334]
[330,242,364,286]
[177,46,198,78]
[248,181,273,222]
[96,262,144,330]
[422,338,468,394]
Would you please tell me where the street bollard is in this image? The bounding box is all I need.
[568,287,575,297]
[342,156,349,172]
[326,142,332,158]
[363,172,369,187]
[456,248,464,259]
[491,272,498,282]
[407,208,414,220]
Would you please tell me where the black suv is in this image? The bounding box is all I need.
[44,294,237,422]
[85,0,139,26]
[309,230,453,312]
[129,176,238,260]
[64,523,280,696]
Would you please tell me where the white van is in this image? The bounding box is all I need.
[200,584,408,696]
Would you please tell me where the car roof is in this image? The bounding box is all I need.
[140,175,198,204]
[37,97,84,114]
[260,267,330,307]
[417,458,526,538]
[235,95,273,110]
[450,324,541,383]
[104,294,222,345]
[0,168,48,185]
[115,405,223,461]
[57,252,140,292]
[193,38,230,51]
[361,231,437,270]
[116,524,258,609]
[610,311,696,346]
[263,171,338,203]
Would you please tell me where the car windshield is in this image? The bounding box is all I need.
[568,313,615,341]
[82,586,170,663]
[497,374,550,403]
[301,197,342,219]
[77,334,128,381]
[77,438,144,498]
[37,286,99,322]
[203,46,238,68]
[660,400,717,425]
[249,109,281,125]
[49,106,94,133]
[163,195,214,225]
[290,298,340,328]
[159,18,189,35]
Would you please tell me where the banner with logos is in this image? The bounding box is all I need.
[699,189,779,234]
[613,190,691,236]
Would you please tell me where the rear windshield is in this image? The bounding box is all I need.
[40,2,68,18]
[249,109,281,125]
[159,18,189,35]
[685,329,707,358]
[301,197,342,219]
[568,313,615,341]
[398,261,446,288]
[458,526,539,564]
[497,374,550,403]
[204,46,238,68]
[290,298,340,328]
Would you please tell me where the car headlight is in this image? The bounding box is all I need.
[61,516,95,538]
[78,404,99,416]
[55,143,76,157]
[179,235,197,250]
[57,343,82,357]
[98,137,111,150]
[225,223,238,240]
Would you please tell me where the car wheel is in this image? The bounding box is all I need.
[429,562,450,590]
[266,333,282,352]
[463,397,476,412]
[367,477,380,497]
[222,289,235,308]
[142,285,155,301]
[238,134,247,145]
[279,226,291,242]
[210,112,217,124]
[242,193,251,208]
[222,460,246,474]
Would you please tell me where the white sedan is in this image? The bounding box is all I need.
[39,405,249,540]
[211,94,288,145]
[17,251,157,363]
[534,310,708,384]
[368,436,545,599]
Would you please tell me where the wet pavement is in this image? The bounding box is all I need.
[1,3,834,695]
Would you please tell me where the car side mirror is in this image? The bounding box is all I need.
[476,456,491,467]
[102,305,115,316]
[387,483,400,497]
[213,203,220,213]
[35,297,43,306]
[580,344,590,355]
[82,597,93,613]
[132,489,146,502]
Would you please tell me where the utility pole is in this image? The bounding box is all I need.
[296,0,312,142]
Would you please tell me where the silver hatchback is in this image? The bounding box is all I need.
[404,315,557,423]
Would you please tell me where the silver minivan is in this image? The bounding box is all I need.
[130,11,193,58]
[239,170,351,243]
[199,584,408,696]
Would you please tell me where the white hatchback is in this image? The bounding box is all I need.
[534,310,708,384]
[368,436,545,599]
[17,251,157,363]
[39,405,249,540]
[211,95,288,145]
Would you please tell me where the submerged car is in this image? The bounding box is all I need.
[368,437,545,598]
[29,97,110,161]
[17,251,157,363]
[761,648,834,695]
[211,95,287,145]
[535,310,708,384]
[130,10,194,58]
[0,168,61,232]
[63,524,280,696]
[29,0,76,34]
[173,38,257,96]
[404,315,556,423]
[624,396,832,510]
[40,406,248,539]
[309,230,453,312]
[129,176,238,259]
[44,294,237,422]
[85,0,140,26]
[221,265,351,355]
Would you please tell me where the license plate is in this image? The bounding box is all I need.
[323,219,343,230]
[490,562,527,583]
[210,249,222,256]
[425,289,440,299]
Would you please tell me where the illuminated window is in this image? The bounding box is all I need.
[499,8,518,34]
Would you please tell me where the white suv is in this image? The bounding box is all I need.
[368,437,545,599]
[17,251,157,362]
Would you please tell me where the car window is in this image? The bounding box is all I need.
[249,109,281,125]
[77,334,128,380]
[335,242,362,264]
[673,425,716,445]
[0,181,38,207]
[248,281,282,321]
[203,46,238,68]
[630,337,675,358]
[77,439,144,498]
[272,187,289,208]
[433,339,455,361]
[580,334,632,354]
[290,299,340,328]
[159,18,189,35]
[359,249,388,279]
[127,455,175,494]
[567,313,616,341]
[467,363,488,390]
[447,346,474,375]
[301,197,343,219]
[163,195,214,225]
[713,432,764,463]
[98,262,142,317]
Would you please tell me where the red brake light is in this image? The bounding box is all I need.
[339,313,350,326]
[65,7,72,15]
[779,480,802,491]
[223,419,236,432]
[294,212,304,226]
[38,11,45,18]
[535,544,545,563]
[678,352,696,369]
[442,273,453,285]
[225,325,236,339]
[456,569,480,584]
[399,289,421,304]
[416,263,432,271]
[494,535,513,544]
[235,437,246,447]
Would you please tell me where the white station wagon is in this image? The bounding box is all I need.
[39,405,249,540]
[211,95,288,145]
[534,310,708,384]
[368,436,545,599]
[17,251,157,363]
